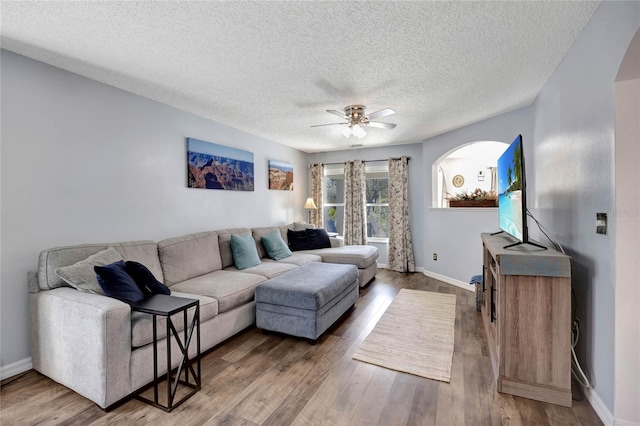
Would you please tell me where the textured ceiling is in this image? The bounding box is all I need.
[1,1,601,153]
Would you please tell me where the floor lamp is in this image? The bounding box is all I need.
[304,197,317,224]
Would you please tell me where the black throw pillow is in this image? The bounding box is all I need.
[287,229,312,251]
[307,228,331,249]
[125,261,171,297]
[94,261,145,304]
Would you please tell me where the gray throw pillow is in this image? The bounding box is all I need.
[56,247,124,294]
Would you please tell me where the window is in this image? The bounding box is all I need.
[323,165,345,235]
[323,163,389,239]
[365,168,389,239]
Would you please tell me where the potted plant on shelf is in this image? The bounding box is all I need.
[448,188,498,208]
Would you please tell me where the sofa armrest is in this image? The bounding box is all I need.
[330,236,344,248]
[30,288,132,408]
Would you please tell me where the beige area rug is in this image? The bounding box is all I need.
[353,288,457,382]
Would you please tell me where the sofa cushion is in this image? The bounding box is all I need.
[131,291,219,348]
[262,253,322,266]
[169,270,266,313]
[114,241,164,283]
[287,229,312,251]
[231,234,262,270]
[307,228,331,249]
[125,261,171,296]
[224,262,297,279]
[216,228,252,268]
[39,243,110,290]
[55,247,124,294]
[94,261,145,304]
[251,226,284,258]
[302,245,379,269]
[293,222,317,231]
[38,241,161,291]
[260,231,292,261]
[158,231,221,285]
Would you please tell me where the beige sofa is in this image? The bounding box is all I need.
[29,223,378,409]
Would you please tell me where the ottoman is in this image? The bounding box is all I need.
[255,262,359,341]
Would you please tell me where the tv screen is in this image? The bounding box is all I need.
[497,135,526,242]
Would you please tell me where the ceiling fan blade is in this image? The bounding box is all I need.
[366,108,396,120]
[366,121,396,129]
[327,109,347,118]
[310,122,347,128]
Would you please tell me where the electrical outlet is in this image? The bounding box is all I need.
[433,253,437,261]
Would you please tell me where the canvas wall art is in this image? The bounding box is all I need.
[187,138,254,191]
[268,160,294,191]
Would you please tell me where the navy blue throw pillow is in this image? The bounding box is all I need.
[125,261,171,297]
[307,228,331,249]
[94,261,145,304]
[287,229,312,251]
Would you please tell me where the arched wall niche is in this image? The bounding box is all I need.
[431,141,508,208]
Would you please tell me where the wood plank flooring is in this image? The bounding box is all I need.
[0,269,602,425]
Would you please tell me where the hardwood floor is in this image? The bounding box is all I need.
[0,269,602,425]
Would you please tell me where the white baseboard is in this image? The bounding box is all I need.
[422,270,474,292]
[582,386,615,426]
[376,264,426,273]
[615,420,640,426]
[1,357,32,381]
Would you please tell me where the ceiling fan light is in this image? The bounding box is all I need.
[352,124,366,139]
[342,126,352,138]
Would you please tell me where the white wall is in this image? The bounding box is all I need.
[308,143,424,269]
[614,69,640,426]
[528,1,640,418]
[422,107,533,284]
[439,157,495,197]
[0,51,308,368]
[615,21,640,426]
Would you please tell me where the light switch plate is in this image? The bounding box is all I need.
[596,213,607,235]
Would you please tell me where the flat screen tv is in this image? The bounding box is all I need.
[496,134,545,249]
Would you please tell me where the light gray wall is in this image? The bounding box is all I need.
[528,1,640,413]
[308,143,424,268]
[422,107,534,283]
[0,50,308,368]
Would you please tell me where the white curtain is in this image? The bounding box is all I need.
[439,166,449,208]
[387,156,416,272]
[489,166,498,194]
[309,164,324,228]
[343,160,367,245]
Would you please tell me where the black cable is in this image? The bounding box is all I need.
[527,210,560,251]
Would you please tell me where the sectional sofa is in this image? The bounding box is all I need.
[28,222,378,409]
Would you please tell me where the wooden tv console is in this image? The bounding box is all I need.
[481,233,572,407]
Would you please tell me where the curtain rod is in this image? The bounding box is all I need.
[312,157,411,167]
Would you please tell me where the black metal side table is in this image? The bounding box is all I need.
[130,294,201,412]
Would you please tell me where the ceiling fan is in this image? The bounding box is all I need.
[311,105,396,139]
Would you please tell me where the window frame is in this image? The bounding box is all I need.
[322,162,389,242]
[364,164,389,242]
[323,165,345,236]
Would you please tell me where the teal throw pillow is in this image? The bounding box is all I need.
[230,234,261,270]
[261,231,292,261]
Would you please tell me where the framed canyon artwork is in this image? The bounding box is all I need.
[187,138,254,191]
[268,160,294,191]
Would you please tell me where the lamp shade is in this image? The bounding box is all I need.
[304,197,317,210]
[352,124,366,139]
